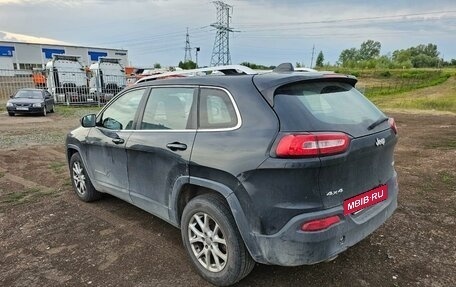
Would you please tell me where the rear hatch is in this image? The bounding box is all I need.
[263,78,397,209]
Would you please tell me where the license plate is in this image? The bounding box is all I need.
[16,107,29,111]
[343,185,388,215]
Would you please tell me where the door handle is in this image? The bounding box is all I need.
[112,138,125,144]
[166,142,187,151]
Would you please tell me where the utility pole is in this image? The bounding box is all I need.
[184,27,192,62]
[310,44,315,68]
[210,1,234,66]
[195,47,200,68]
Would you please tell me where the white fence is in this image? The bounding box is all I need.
[0,69,127,105]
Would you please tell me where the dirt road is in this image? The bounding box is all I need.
[0,110,455,286]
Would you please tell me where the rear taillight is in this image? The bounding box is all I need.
[301,215,341,232]
[275,132,350,158]
[389,118,397,134]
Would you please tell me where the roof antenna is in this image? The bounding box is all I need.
[273,63,294,73]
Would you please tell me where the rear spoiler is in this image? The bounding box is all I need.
[255,74,358,107]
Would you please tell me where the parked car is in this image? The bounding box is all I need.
[66,64,398,286]
[6,88,55,116]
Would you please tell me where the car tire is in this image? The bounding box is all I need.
[50,104,55,113]
[181,194,255,286]
[69,152,101,202]
[8,112,14,116]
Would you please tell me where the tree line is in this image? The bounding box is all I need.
[337,40,453,69]
[237,41,453,70]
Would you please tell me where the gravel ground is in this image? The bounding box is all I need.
[0,109,455,286]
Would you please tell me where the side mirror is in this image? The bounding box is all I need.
[81,114,97,128]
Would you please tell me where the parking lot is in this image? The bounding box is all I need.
[0,108,455,286]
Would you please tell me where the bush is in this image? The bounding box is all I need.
[379,70,392,77]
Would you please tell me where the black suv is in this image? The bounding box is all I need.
[66,64,398,286]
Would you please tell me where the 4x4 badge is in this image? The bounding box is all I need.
[376,138,386,146]
[326,188,343,196]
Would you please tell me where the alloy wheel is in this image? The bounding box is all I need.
[188,212,228,272]
[72,161,87,196]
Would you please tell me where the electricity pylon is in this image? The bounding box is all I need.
[210,1,234,66]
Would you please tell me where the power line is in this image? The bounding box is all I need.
[100,30,214,52]
[233,30,449,40]
[93,26,212,46]
[235,10,456,28]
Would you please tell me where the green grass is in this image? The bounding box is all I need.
[63,180,72,187]
[49,161,66,173]
[364,72,451,99]
[418,171,455,198]
[333,69,455,113]
[425,137,456,150]
[346,68,456,113]
[439,171,455,186]
[0,187,56,205]
[388,95,456,113]
[55,105,101,118]
[0,171,4,178]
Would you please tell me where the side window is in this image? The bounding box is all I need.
[140,87,196,130]
[100,88,145,130]
[199,88,238,129]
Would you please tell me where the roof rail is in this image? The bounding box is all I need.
[135,64,257,84]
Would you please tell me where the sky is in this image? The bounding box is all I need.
[1,0,456,67]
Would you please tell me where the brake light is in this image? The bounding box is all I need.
[389,118,397,134]
[301,215,341,232]
[275,133,350,157]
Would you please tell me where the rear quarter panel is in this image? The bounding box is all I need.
[189,80,279,233]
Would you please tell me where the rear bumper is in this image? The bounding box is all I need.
[251,175,398,266]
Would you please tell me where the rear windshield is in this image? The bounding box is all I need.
[274,81,386,137]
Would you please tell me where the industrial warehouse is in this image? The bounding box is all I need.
[0,40,128,70]
[0,41,129,104]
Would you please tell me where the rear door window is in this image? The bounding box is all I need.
[140,87,196,130]
[198,88,238,129]
[274,81,386,137]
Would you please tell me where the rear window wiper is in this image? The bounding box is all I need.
[367,117,388,130]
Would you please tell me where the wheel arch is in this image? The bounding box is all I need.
[66,144,97,188]
[66,144,83,167]
[170,176,264,263]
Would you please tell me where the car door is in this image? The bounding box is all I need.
[85,87,147,202]
[126,86,197,220]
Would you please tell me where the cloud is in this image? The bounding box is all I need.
[0,31,72,45]
[0,0,455,65]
